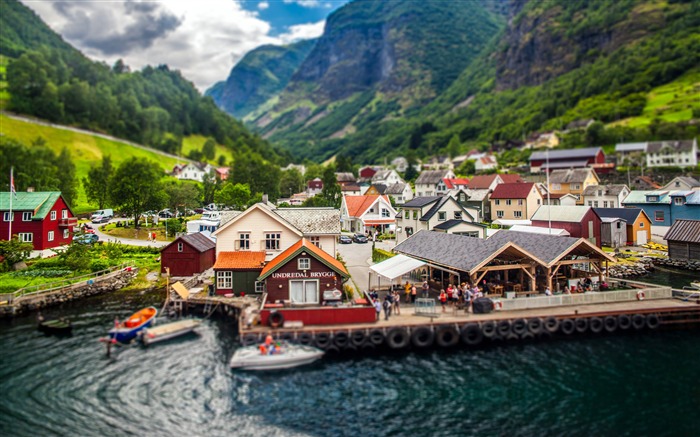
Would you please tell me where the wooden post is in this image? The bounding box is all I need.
[530,265,536,292]
[547,266,552,293]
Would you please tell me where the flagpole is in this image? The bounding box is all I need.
[546,150,551,234]
[9,166,13,240]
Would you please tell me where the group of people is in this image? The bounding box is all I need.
[437,282,485,312]
[259,333,283,355]
[371,289,401,321]
[402,280,431,304]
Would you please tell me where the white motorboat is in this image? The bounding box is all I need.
[229,342,324,370]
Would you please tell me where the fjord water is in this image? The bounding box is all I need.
[1,271,698,437]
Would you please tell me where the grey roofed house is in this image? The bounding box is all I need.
[530,146,601,161]
[384,182,409,195]
[433,219,486,231]
[335,172,356,183]
[371,170,393,182]
[615,142,648,153]
[416,170,451,184]
[162,232,216,253]
[549,168,596,184]
[647,139,697,153]
[593,207,649,223]
[565,119,595,131]
[401,196,442,208]
[218,206,340,234]
[664,219,700,244]
[422,196,475,222]
[582,184,630,196]
[219,210,244,226]
[665,176,700,189]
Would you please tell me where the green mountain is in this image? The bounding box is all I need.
[0,0,77,57]
[206,39,317,119]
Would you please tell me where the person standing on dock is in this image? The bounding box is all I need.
[383,294,392,321]
[374,299,382,321]
[422,280,430,298]
[439,289,447,312]
[411,285,417,304]
[392,290,401,315]
[404,281,412,303]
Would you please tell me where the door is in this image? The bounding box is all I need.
[636,230,647,245]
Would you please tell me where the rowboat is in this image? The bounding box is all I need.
[140,319,201,346]
[230,342,324,370]
[38,318,73,335]
[109,307,157,344]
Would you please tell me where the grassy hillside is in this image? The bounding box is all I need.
[181,134,234,165]
[0,114,181,213]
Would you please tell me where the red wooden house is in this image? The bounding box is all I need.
[531,205,603,247]
[0,192,77,250]
[529,147,605,173]
[160,233,216,276]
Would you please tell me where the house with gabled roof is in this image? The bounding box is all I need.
[415,169,455,197]
[622,189,700,240]
[365,182,413,204]
[663,176,700,191]
[529,147,605,173]
[583,184,630,209]
[664,219,700,261]
[395,196,479,244]
[548,168,600,205]
[213,251,267,296]
[433,219,487,239]
[646,139,697,168]
[475,154,498,172]
[175,162,214,182]
[340,194,397,234]
[335,172,357,187]
[594,208,652,246]
[490,182,543,221]
[371,169,403,186]
[213,202,340,259]
[0,191,77,250]
[160,233,216,276]
[531,205,602,247]
[633,176,661,190]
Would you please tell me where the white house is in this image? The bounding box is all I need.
[372,169,403,186]
[395,196,478,244]
[662,176,700,191]
[646,139,697,168]
[583,184,631,208]
[415,169,455,197]
[340,195,398,235]
[175,162,214,182]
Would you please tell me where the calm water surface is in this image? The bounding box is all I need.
[1,269,698,436]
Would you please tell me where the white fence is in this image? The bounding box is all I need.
[500,286,671,311]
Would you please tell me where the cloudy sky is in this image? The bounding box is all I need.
[20,0,351,91]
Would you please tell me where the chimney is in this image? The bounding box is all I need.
[262,194,268,204]
[27,187,34,192]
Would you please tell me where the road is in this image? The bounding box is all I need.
[91,219,169,248]
[337,238,395,293]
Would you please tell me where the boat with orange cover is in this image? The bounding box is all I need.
[108,307,157,343]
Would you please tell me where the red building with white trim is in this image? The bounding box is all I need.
[160,233,216,276]
[0,192,77,250]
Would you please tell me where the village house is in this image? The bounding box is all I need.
[340,194,398,235]
[594,208,652,246]
[442,178,470,196]
[548,168,600,205]
[213,202,340,260]
[453,189,487,222]
[662,176,700,191]
[391,157,409,172]
[565,119,596,132]
[615,142,648,166]
[341,184,363,196]
[474,154,498,172]
[422,155,453,170]
[306,178,323,196]
[0,191,77,251]
[214,168,229,181]
[633,175,662,190]
[529,147,605,173]
[173,162,214,182]
[622,190,700,240]
[395,196,479,244]
[664,219,700,261]
[646,139,698,168]
[358,166,381,183]
[490,182,543,221]
[460,173,524,222]
[160,233,216,276]
[414,169,456,197]
[583,184,630,208]
[530,205,602,247]
[364,182,413,204]
[543,192,578,206]
[213,251,267,296]
[335,172,357,187]
[371,169,403,186]
[524,132,560,150]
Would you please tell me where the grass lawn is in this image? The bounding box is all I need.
[181,135,234,166]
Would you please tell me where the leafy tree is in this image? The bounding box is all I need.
[59,243,91,271]
[280,168,305,198]
[55,147,77,206]
[335,153,354,174]
[0,237,33,271]
[456,159,476,176]
[109,158,166,227]
[202,138,216,161]
[164,181,200,214]
[83,156,113,209]
[319,165,342,207]
[200,172,219,205]
[215,182,251,209]
[446,134,461,158]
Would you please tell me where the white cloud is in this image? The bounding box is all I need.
[277,20,326,44]
[283,0,322,8]
[258,1,269,10]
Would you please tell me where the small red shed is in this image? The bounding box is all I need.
[531,205,603,247]
[160,233,216,276]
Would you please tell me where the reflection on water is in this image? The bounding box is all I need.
[1,286,699,436]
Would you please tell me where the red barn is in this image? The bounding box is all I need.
[160,233,216,276]
[529,147,605,173]
[531,205,603,247]
[0,192,77,250]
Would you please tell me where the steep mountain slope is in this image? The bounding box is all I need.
[206,39,317,118]
[0,0,78,57]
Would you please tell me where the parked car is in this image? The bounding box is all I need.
[339,235,353,244]
[158,209,174,219]
[90,209,113,222]
[352,233,369,243]
[91,214,110,224]
[73,233,99,245]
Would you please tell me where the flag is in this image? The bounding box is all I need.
[10,168,17,198]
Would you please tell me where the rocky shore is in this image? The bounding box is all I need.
[607,256,700,279]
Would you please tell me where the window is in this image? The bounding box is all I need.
[255,281,265,293]
[639,222,644,228]
[290,279,318,304]
[496,211,504,218]
[177,242,184,252]
[460,193,466,202]
[537,199,541,205]
[412,211,418,220]
[454,211,462,220]
[674,197,684,205]
[505,199,512,206]
[551,183,561,191]
[51,211,57,220]
[654,211,664,222]
[572,184,581,190]
[594,201,599,207]
[495,199,500,206]
[518,199,523,206]
[22,212,32,221]
[47,231,54,242]
[588,201,593,206]
[404,211,410,219]
[647,196,658,202]
[217,271,232,289]
[381,208,390,218]
[18,233,32,243]
[598,190,602,196]
[61,210,67,219]
[514,211,522,218]
[603,201,608,208]
[265,233,281,250]
[405,227,413,236]
[438,211,446,221]
[310,236,320,247]
[616,222,622,229]
[298,258,311,270]
[239,233,250,250]
[3,212,13,221]
[63,229,70,239]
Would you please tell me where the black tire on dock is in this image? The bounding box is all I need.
[436,326,460,348]
[618,314,632,330]
[369,329,385,346]
[345,343,357,353]
[589,317,604,334]
[461,323,484,346]
[325,344,340,355]
[268,311,284,327]
[481,321,497,338]
[333,331,350,349]
[632,314,646,330]
[298,332,314,346]
[575,318,589,333]
[351,330,367,347]
[604,316,618,333]
[560,318,575,335]
[386,328,410,350]
[315,332,331,349]
[512,318,527,337]
[520,331,535,341]
[497,320,512,337]
[360,342,376,352]
[646,313,660,330]
[538,330,553,340]
[527,318,544,335]
[241,333,259,346]
[411,326,435,348]
[544,317,560,334]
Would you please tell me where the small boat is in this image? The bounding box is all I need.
[109,307,157,344]
[689,281,700,291]
[38,317,73,335]
[140,319,201,346]
[229,342,324,370]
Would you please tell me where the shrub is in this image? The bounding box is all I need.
[90,259,111,272]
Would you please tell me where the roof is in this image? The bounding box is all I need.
[421,196,473,222]
[0,191,70,219]
[258,238,349,280]
[499,174,525,184]
[335,172,356,182]
[162,232,216,253]
[540,159,592,170]
[433,219,486,230]
[372,170,395,181]
[341,184,361,192]
[666,176,700,189]
[508,225,569,236]
[369,254,426,281]
[213,251,266,270]
[531,205,596,223]
[490,183,536,199]
[622,191,671,204]
[275,208,341,234]
[647,139,696,154]
[633,176,661,189]
[466,174,498,189]
[343,195,387,217]
[461,188,490,201]
[443,178,470,190]
[593,207,647,223]
[384,182,409,195]
[582,184,629,196]
[664,219,700,243]
[530,147,601,161]
[416,170,451,185]
[615,142,648,153]
[549,168,597,184]
[402,196,441,208]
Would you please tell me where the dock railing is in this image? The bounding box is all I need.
[414,298,439,319]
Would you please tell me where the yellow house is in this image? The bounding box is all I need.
[548,168,600,205]
[490,182,543,221]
